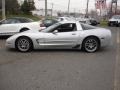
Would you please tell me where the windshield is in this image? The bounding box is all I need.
[41,23,61,33]
[112,15,120,19]
[18,18,34,23]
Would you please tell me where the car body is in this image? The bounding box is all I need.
[6,21,112,53]
[108,15,120,27]
[90,18,99,26]
[0,17,40,36]
[56,17,73,22]
[77,18,99,26]
[78,18,91,25]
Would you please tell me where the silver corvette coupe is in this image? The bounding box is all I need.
[6,21,112,53]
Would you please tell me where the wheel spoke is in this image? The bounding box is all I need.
[17,38,30,52]
[84,38,98,52]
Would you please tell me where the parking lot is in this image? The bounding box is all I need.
[0,27,120,90]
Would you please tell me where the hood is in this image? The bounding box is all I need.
[23,29,39,33]
[7,29,44,40]
[109,18,119,21]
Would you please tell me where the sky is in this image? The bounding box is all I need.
[34,0,113,13]
[34,0,95,12]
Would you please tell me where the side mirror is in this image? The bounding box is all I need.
[53,30,58,34]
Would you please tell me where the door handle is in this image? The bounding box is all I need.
[72,33,76,35]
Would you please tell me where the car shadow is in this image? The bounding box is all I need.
[34,49,83,53]
[0,36,11,39]
[6,48,110,54]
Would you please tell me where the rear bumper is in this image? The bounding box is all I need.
[100,36,112,48]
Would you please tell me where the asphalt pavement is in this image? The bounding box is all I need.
[0,27,119,90]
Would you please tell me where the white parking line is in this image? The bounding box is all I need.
[114,29,120,90]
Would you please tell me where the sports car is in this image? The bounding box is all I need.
[6,21,112,53]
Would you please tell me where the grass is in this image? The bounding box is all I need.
[0,14,41,21]
[99,20,108,27]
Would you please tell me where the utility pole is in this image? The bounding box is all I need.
[51,3,54,19]
[2,0,6,19]
[85,0,89,18]
[67,0,70,16]
[45,0,47,19]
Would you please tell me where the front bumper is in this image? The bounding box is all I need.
[108,21,119,26]
[6,38,16,49]
[6,42,15,49]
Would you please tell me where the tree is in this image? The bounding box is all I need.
[29,0,35,10]
[21,0,30,14]
[21,0,35,14]
[0,0,1,9]
[0,0,20,14]
[0,0,1,16]
[6,0,20,14]
[89,10,98,18]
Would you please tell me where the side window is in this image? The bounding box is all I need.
[2,19,13,24]
[54,23,77,32]
[19,18,33,23]
[13,20,21,23]
[1,19,20,24]
[81,23,96,30]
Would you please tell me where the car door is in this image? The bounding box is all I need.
[43,23,80,49]
[0,19,20,35]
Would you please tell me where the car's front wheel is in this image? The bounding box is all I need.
[15,37,33,52]
[82,37,100,53]
[116,23,120,27]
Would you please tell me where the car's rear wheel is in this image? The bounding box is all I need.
[82,37,100,53]
[16,37,33,52]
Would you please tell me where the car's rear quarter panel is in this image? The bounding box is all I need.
[78,28,112,48]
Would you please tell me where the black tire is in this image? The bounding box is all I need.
[15,37,33,52]
[116,23,120,27]
[20,28,29,32]
[119,23,120,27]
[108,23,111,26]
[82,37,100,53]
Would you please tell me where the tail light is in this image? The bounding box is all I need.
[40,23,45,27]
